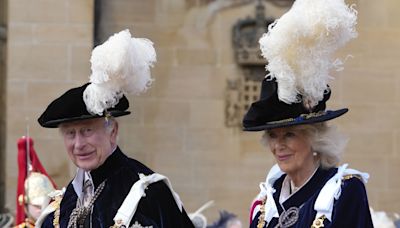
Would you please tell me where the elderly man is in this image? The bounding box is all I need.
[35,30,194,228]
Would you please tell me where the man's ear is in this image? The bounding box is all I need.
[110,121,119,144]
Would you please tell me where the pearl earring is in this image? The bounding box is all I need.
[313,152,317,156]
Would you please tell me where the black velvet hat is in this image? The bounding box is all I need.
[242,78,348,131]
[38,29,158,128]
[38,83,130,128]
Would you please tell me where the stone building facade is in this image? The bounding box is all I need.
[3,0,400,224]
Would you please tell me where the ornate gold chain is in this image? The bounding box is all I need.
[52,194,63,227]
[257,197,267,228]
[67,180,106,228]
[311,215,326,228]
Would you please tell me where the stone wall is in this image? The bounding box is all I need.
[5,0,400,225]
[0,0,7,213]
[335,0,400,214]
[5,0,94,213]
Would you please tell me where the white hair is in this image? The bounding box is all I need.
[104,117,117,134]
[261,123,348,169]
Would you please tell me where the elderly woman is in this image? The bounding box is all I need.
[243,78,374,228]
[244,0,374,227]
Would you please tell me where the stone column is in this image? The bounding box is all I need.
[0,0,7,213]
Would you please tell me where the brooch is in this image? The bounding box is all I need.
[278,206,299,227]
[110,221,153,228]
[311,215,326,228]
[130,221,153,228]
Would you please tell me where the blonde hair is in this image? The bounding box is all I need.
[262,123,348,169]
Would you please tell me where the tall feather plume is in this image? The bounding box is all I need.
[259,0,357,108]
[83,29,156,115]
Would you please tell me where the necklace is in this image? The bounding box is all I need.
[67,180,106,228]
[257,197,267,228]
[256,197,299,228]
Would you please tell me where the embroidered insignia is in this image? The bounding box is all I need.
[110,221,153,228]
[278,206,299,227]
[130,221,153,228]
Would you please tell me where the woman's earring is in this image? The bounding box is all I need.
[313,152,317,156]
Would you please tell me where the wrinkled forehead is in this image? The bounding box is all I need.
[59,117,105,129]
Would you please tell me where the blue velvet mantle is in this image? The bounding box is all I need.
[250,167,373,228]
[41,147,194,228]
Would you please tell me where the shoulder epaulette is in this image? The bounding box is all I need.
[51,194,63,227]
[35,188,65,228]
[342,174,362,181]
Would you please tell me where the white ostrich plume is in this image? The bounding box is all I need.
[83,29,156,115]
[259,0,357,107]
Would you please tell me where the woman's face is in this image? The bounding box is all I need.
[266,126,314,176]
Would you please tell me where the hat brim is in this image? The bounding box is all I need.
[41,110,131,128]
[243,108,348,131]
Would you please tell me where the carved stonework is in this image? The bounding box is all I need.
[225,78,241,127]
[225,68,265,127]
[226,1,274,128]
[232,2,272,66]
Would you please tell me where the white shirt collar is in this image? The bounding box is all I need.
[72,169,93,200]
[279,166,319,203]
[71,147,117,199]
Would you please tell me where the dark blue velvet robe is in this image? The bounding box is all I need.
[250,167,373,228]
[41,148,194,228]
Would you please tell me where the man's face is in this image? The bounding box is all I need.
[60,118,118,171]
